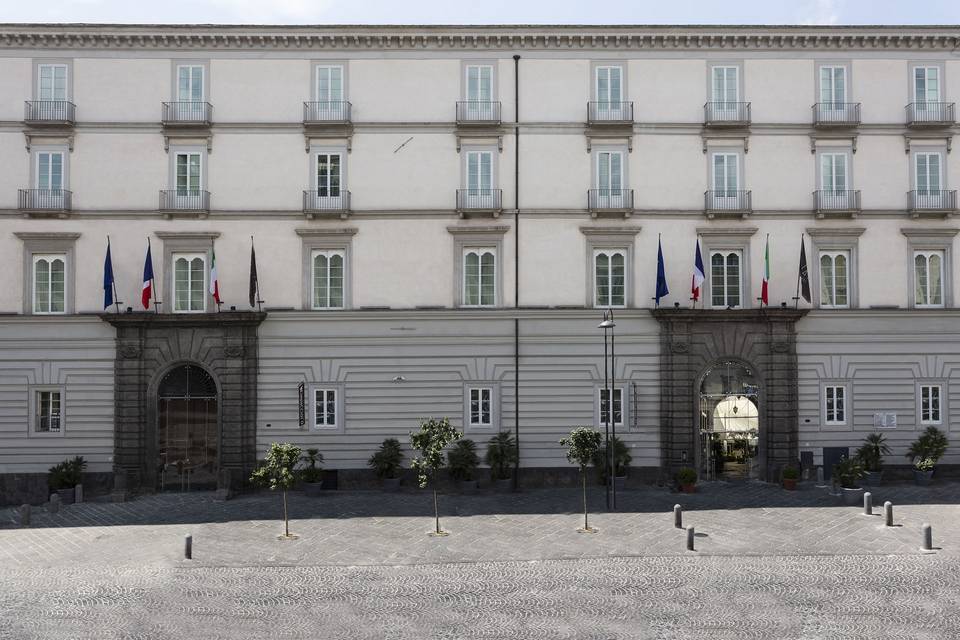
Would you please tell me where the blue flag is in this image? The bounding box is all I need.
[655,237,669,307]
[103,240,115,310]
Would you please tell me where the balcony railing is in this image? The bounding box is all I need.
[159,189,210,212]
[162,101,213,125]
[704,190,752,216]
[456,188,502,212]
[587,101,634,125]
[18,189,72,212]
[908,190,958,213]
[24,100,75,125]
[588,188,634,213]
[303,190,351,217]
[704,102,751,126]
[813,102,861,127]
[303,101,352,124]
[814,190,861,214]
[456,101,501,125]
[906,102,956,126]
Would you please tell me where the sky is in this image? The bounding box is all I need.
[0,0,957,26]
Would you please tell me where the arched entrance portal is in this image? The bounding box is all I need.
[157,364,218,491]
[699,361,760,481]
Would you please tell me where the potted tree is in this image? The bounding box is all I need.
[48,456,86,505]
[781,464,800,491]
[855,433,890,486]
[560,427,603,533]
[250,442,302,539]
[368,438,405,491]
[410,417,462,536]
[833,456,865,505]
[299,448,324,497]
[485,431,517,491]
[676,467,697,493]
[906,426,949,486]
[590,435,631,489]
[447,439,480,493]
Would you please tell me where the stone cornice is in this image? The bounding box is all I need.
[0,24,958,52]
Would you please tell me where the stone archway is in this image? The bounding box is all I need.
[652,309,806,483]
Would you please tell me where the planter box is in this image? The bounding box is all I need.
[841,487,864,506]
[914,469,934,486]
[680,483,696,494]
[381,477,401,492]
[862,471,882,487]
[55,487,75,505]
[303,481,324,497]
[782,478,797,491]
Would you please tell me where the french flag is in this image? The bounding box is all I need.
[691,238,705,302]
[142,243,154,309]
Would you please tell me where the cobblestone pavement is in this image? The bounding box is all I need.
[1,481,959,638]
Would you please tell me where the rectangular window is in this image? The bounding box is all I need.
[177,65,204,102]
[712,66,739,103]
[36,152,64,190]
[599,387,623,427]
[914,66,941,103]
[173,252,206,313]
[824,385,846,425]
[38,64,68,101]
[175,153,202,193]
[914,251,944,308]
[316,153,342,197]
[468,387,492,427]
[712,153,739,195]
[596,66,623,103]
[710,250,742,308]
[35,390,62,433]
[313,388,337,428]
[465,65,493,102]
[819,66,846,104]
[311,249,345,309]
[597,151,624,193]
[463,248,496,307]
[594,249,626,308]
[820,153,848,192]
[915,152,942,195]
[32,254,66,314]
[819,251,849,309]
[920,385,942,424]
[466,151,493,192]
[316,65,344,102]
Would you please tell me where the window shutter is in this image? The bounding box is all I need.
[833,67,845,103]
[834,155,846,191]
[330,67,343,101]
[929,154,941,191]
[610,153,622,191]
[610,67,622,102]
[599,152,610,191]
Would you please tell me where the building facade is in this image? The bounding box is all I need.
[1,24,959,502]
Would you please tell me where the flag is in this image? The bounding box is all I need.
[141,242,154,309]
[655,236,669,307]
[798,236,811,303]
[761,235,770,306]
[209,245,221,304]
[103,239,115,310]
[691,238,705,302]
[248,240,258,308]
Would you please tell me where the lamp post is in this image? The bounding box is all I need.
[598,310,617,510]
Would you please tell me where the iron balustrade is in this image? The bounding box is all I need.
[303,101,352,123]
[704,102,751,125]
[303,190,351,214]
[704,190,752,213]
[159,190,210,212]
[18,189,72,211]
[814,190,861,212]
[812,102,861,126]
[587,102,634,124]
[456,188,502,211]
[908,190,958,211]
[162,101,213,124]
[456,101,502,124]
[24,100,75,124]
[906,102,956,126]
[588,188,634,211]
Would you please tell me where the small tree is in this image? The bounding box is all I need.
[410,418,462,536]
[560,427,604,533]
[250,442,302,539]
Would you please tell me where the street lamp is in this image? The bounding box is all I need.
[598,309,616,511]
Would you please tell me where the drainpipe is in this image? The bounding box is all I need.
[513,54,521,491]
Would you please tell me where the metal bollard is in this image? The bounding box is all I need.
[884,501,893,527]
[48,493,60,514]
[184,534,193,560]
[686,526,695,551]
[74,484,83,504]
[674,504,683,529]
[922,523,933,551]
[19,504,31,527]
[863,492,872,516]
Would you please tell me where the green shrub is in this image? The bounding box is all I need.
[368,438,404,479]
[484,431,517,481]
[48,456,86,490]
[675,467,697,485]
[781,465,800,480]
[447,439,479,482]
[299,448,324,484]
[906,427,948,466]
[832,457,864,489]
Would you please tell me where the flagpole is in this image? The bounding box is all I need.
[212,239,221,313]
[795,234,803,309]
[148,237,161,313]
[765,232,770,308]
[107,236,121,314]
[252,235,263,312]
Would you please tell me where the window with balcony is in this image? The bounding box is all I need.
[459,64,498,123]
[819,251,849,309]
[706,65,749,124]
[707,152,749,213]
[458,150,500,211]
[161,151,208,211]
[591,150,631,211]
[915,66,941,104]
[820,65,846,104]
[173,252,207,313]
[311,249,345,309]
[24,150,70,211]
[28,63,74,123]
[594,249,626,308]
[32,254,66,314]
[914,251,944,308]
[462,247,496,307]
[38,64,68,102]
[816,152,858,212]
[710,250,742,308]
[909,152,954,211]
[164,64,210,123]
[908,65,954,125]
[590,65,630,123]
[306,65,349,123]
[304,151,349,214]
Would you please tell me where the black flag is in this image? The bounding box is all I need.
[798,237,811,303]
[248,239,259,308]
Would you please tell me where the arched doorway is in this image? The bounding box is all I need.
[157,364,218,491]
[698,360,760,481]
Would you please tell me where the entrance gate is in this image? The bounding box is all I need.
[698,361,760,481]
[157,364,218,491]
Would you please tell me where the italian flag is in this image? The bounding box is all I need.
[761,235,770,306]
[209,246,222,304]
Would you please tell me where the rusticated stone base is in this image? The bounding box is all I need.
[0,472,113,506]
